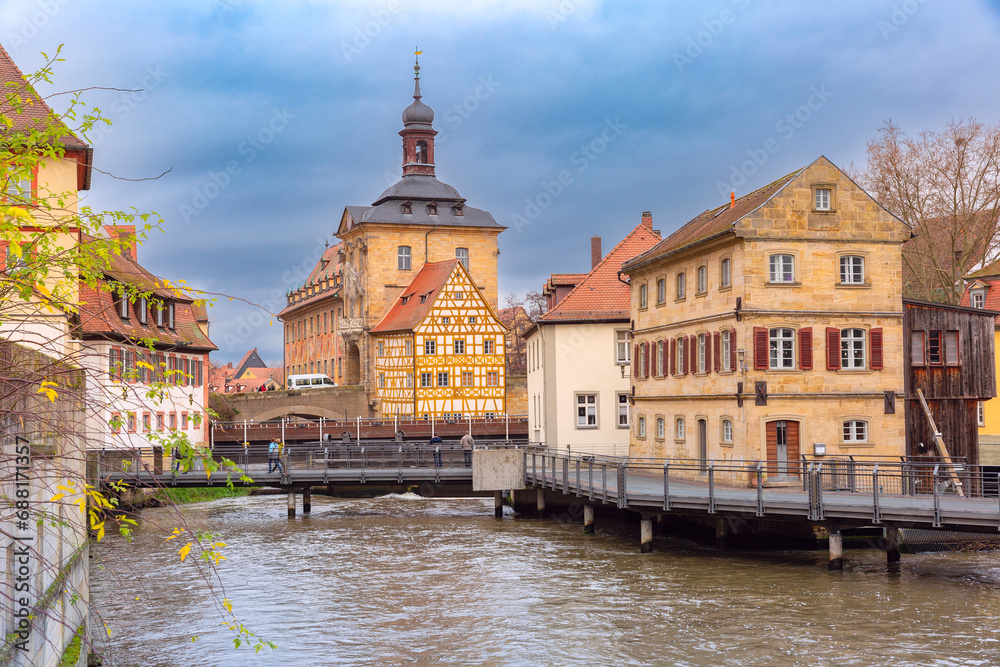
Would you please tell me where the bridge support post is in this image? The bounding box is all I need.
[494,491,503,519]
[303,488,311,514]
[287,491,296,519]
[715,518,727,550]
[828,530,844,570]
[536,487,545,514]
[640,516,653,553]
[886,526,901,566]
[583,505,595,534]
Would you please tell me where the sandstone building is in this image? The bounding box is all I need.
[283,58,505,414]
[622,157,911,478]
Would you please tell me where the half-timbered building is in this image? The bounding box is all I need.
[960,262,1000,463]
[370,259,506,418]
[622,157,912,479]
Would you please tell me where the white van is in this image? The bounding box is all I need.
[287,374,337,390]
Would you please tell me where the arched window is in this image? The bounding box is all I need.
[416,140,428,163]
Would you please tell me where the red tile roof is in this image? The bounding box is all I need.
[278,243,343,318]
[78,247,216,352]
[0,43,89,150]
[960,276,1000,324]
[625,169,803,271]
[370,260,460,333]
[537,223,661,324]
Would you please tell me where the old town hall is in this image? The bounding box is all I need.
[281,58,507,417]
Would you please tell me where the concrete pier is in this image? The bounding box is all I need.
[640,517,653,553]
[583,505,595,534]
[886,527,901,565]
[303,488,311,514]
[494,491,503,518]
[828,531,844,570]
[536,487,546,513]
[287,491,296,519]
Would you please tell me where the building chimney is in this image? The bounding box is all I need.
[104,225,138,260]
[730,192,735,209]
[641,211,653,229]
[591,236,602,269]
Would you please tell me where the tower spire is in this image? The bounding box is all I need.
[413,47,422,99]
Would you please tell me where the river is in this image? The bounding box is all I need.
[89,493,1000,666]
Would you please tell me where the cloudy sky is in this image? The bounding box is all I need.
[4,0,1000,363]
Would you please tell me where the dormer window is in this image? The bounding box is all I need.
[972,289,987,309]
[401,201,412,215]
[452,204,464,216]
[156,303,164,327]
[116,289,130,320]
[420,295,427,304]
[401,295,410,305]
[138,296,148,325]
[427,202,437,216]
[167,302,175,329]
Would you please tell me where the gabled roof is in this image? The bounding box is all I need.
[537,222,661,324]
[370,259,460,333]
[967,256,1000,280]
[625,169,803,271]
[233,348,266,377]
[960,276,1000,324]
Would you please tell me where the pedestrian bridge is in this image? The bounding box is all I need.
[97,448,1000,553]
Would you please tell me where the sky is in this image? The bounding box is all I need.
[3,0,1000,364]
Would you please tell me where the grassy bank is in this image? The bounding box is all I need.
[154,487,252,505]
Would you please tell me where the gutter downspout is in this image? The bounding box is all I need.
[425,226,439,264]
[617,270,630,287]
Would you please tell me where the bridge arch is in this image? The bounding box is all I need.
[252,405,345,422]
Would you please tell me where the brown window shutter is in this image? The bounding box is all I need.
[682,337,689,375]
[670,339,676,375]
[633,344,639,377]
[713,332,721,372]
[870,328,884,370]
[644,342,651,378]
[753,327,768,370]
[826,327,840,370]
[730,328,737,372]
[690,335,697,373]
[799,327,813,370]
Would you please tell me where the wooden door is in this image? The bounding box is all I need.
[766,420,800,478]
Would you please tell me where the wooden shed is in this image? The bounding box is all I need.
[904,299,998,464]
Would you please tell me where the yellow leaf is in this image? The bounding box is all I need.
[178,542,192,562]
[222,598,233,613]
[50,493,65,502]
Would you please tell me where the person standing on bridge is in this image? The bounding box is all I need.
[268,438,283,473]
[429,435,443,468]
[460,432,475,468]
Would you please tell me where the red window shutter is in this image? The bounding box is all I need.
[644,342,650,378]
[681,338,687,375]
[690,335,697,374]
[670,339,676,375]
[633,344,639,377]
[753,327,768,370]
[713,332,721,372]
[799,327,813,370]
[826,328,840,370]
[870,328,884,370]
[730,328,737,372]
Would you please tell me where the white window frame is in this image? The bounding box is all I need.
[696,265,707,294]
[656,417,665,439]
[769,254,795,284]
[675,337,685,375]
[973,290,986,309]
[815,187,832,211]
[769,328,795,369]
[616,392,630,428]
[485,339,494,354]
[675,417,686,440]
[454,339,465,354]
[843,419,868,443]
[841,328,866,369]
[576,393,598,429]
[697,334,706,373]
[167,302,175,329]
[720,257,731,289]
[456,247,469,269]
[424,340,436,355]
[840,255,865,285]
[138,296,148,324]
[420,372,432,387]
[721,419,733,443]
[978,401,986,427]
[637,416,646,438]
[721,330,731,372]
[377,341,384,357]
[437,371,449,387]
[616,330,630,365]
[639,283,647,309]
[676,272,686,299]
[656,278,666,304]
[405,340,413,356]
[398,245,411,270]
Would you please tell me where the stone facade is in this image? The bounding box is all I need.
[623,157,911,479]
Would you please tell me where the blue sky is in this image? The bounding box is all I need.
[4,0,1000,364]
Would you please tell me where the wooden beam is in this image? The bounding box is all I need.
[915,388,965,497]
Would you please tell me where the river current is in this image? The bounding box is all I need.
[89,493,1000,666]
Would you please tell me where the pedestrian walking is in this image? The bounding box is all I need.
[268,438,283,473]
[171,446,181,472]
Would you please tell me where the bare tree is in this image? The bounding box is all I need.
[855,118,1000,303]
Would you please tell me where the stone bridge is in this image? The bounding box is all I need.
[224,385,373,422]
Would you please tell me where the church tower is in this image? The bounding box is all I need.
[332,56,505,402]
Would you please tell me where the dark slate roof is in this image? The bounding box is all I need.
[374,174,463,204]
[345,178,503,230]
